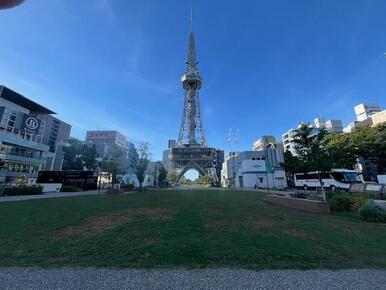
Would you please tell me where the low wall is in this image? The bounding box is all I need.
[264,194,331,214]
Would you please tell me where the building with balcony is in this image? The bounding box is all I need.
[0,85,54,185]
[354,103,381,122]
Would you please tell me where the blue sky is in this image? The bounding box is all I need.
[1,0,386,161]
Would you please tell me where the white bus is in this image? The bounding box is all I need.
[294,169,361,191]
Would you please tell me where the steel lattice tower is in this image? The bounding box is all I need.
[177,32,207,147]
[167,28,223,184]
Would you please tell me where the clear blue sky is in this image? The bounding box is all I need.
[1,0,385,161]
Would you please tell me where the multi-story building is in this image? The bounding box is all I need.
[252,135,285,168]
[325,119,343,133]
[354,103,381,122]
[38,114,71,171]
[283,116,343,155]
[371,110,386,126]
[85,131,130,158]
[252,135,277,151]
[0,85,54,185]
[221,151,287,189]
[282,125,321,156]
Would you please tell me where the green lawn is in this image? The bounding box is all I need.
[0,189,385,269]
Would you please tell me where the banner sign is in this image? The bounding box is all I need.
[21,114,41,134]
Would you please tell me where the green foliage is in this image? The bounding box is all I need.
[158,164,168,186]
[120,183,134,191]
[167,171,178,184]
[196,175,214,185]
[358,203,386,223]
[4,185,43,196]
[282,151,305,179]
[129,142,151,187]
[102,146,128,184]
[293,124,331,173]
[324,124,386,173]
[62,139,98,170]
[60,185,82,192]
[328,194,352,212]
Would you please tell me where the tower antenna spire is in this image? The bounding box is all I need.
[190,1,193,32]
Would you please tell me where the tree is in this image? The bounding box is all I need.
[62,139,98,170]
[323,124,386,174]
[102,146,128,184]
[292,124,331,199]
[155,161,168,187]
[167,170,178,184]
[129,142,151,187]
[282,151,305,180]
[349,125,386,174]
[323,132,357,169]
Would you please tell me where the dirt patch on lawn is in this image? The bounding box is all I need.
[56,207,173,238]
[57,209,133,238]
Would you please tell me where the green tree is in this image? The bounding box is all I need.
[102,146,128,184]
[156,162,168,187]
[282,151,305,180]
[129,142,151,187]
[167,170,178,184]
[62,139,98,170]
[292,124,331,199]
[323,132,357,169]
[349,125,386,174]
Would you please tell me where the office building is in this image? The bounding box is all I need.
[86,131,131,158]
[0,85,53,185]
[38,114,71,171]
[354,103,381,122]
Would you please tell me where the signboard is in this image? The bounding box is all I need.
[21,114,41,134]
[86,131,116,140]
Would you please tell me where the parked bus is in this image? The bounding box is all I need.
[294,169,361,191]
[37,170,111,192]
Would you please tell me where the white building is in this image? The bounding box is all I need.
[221,151,287,189]
[371,110,386,126]
[354,103,381,122]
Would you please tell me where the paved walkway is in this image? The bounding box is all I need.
[0,268,385,290]
[0,190,104,203]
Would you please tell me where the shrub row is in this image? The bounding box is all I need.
[358,203,386,223]
[327,192,368,213]
[60,185,82,192]
[4,185,43,196]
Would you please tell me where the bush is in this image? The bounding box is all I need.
[4,185,43,196]
[106,188,124,195]
[350,197,368,212]
[358,203,386,223]
[120,183,134,191]
[329,195,352,212]
[291,192,307,199]
[60,185,82,192]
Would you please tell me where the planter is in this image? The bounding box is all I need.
[264,194,330,214]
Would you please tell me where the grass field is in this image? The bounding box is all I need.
[0,189,385,269]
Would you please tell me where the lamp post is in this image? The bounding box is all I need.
[95,157,103,193]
